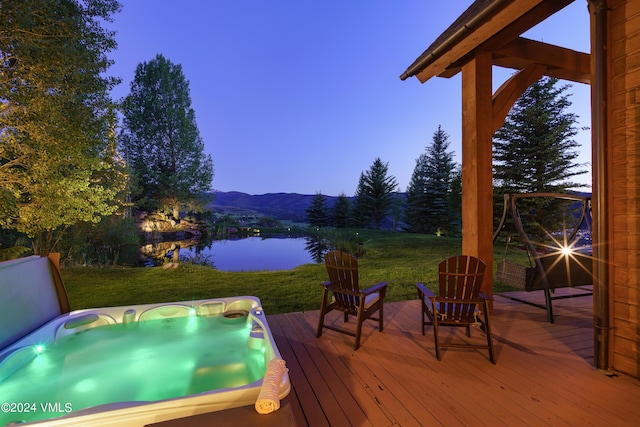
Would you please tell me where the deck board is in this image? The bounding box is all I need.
[268,289,640,426]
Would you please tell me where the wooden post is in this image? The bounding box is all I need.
[461,50,495,304]
[47,252,70,314]
[48,252,61,271]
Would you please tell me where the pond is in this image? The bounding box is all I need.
[165,236,329,272]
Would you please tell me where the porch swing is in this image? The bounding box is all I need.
[493,193,593,323]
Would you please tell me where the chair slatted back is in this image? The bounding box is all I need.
[324,251,360,312]
[438,255,486,322]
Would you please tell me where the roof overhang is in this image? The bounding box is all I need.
[400,0,589,84]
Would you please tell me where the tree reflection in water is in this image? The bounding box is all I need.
[138,231,365,270]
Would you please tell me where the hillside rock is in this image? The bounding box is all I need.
[136,211,203,242]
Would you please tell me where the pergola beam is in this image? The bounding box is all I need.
[424,0,574,81]
[493,37,590,84]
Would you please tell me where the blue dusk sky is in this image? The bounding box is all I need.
[107,1,592,197]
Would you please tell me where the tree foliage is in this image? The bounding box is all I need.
[352,158,398,229]
[493,77,588,242]
[404,153,430,232]
[350,173,370,228]
[448,166,462,234]
[405,126,458,235]
[305,192,330,228]
[0,0,126,254]
[332,193,351,228]
[493,77,587,193]
[120,54,214,219]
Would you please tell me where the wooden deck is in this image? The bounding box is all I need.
[268,288,640,426]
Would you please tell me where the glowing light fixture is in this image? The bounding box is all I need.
[560,246,573,256]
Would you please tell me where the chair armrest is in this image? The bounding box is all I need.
[322,281,360,296]
[362,282,388,298]
[416,283,435,298]
[479,292,493,301]
[432,297,488,307]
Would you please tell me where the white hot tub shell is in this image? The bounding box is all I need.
[0,256,290,426]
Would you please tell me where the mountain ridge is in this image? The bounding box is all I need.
[206,190,592,224]
[206,191,344,222]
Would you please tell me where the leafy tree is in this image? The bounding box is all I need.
[352,158,398,229]
[493,77,588,242]
[405,126,457,234]
[332,193,351,228]
[0,0,126,254]
[306,192,330,228]
[120,54,214,219]
[256,216,282,228]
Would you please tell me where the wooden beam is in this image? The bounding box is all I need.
[461,50,495,304]
[430,0,574,80]
[493,37,591,84]
[492,63,547,132]
[416,0,547,82]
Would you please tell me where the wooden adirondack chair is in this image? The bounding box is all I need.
[316,250,388,350]
[416,255,496,363]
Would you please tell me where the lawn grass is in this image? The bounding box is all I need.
[62,230,522,315]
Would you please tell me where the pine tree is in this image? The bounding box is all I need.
[350,173,370,228]
[493,77,588,242]
[120,54,214,219]
[405,153,430,233]
[305,192,330,228]
[493,77,587,193]
[448,166,462,235]
[332,193,351,228]
[405,126,457,234]
[352,158,398,229]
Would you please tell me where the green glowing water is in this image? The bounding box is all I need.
[0,315,266,425]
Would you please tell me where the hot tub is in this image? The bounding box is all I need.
[0,257,290,426]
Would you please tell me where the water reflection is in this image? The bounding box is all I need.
[139,238,199,266]
[304,236,332,263]
[141,235,332,271]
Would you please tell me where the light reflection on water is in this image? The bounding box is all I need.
[174,236,327,271]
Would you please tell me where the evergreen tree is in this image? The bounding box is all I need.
[306,192,330,228]
[493,77,588,242]
[332,193,351,228]
[0,0,126,254]
[448,166,462,235]
[350,173,371,228]
[352,158,398,229]
[493,77,587,193]
[405,126,457,234]
[120,54,214,219]
[405,152,430,233]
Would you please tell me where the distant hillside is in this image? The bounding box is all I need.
[205,191,343,222]
[207,191,590,228]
